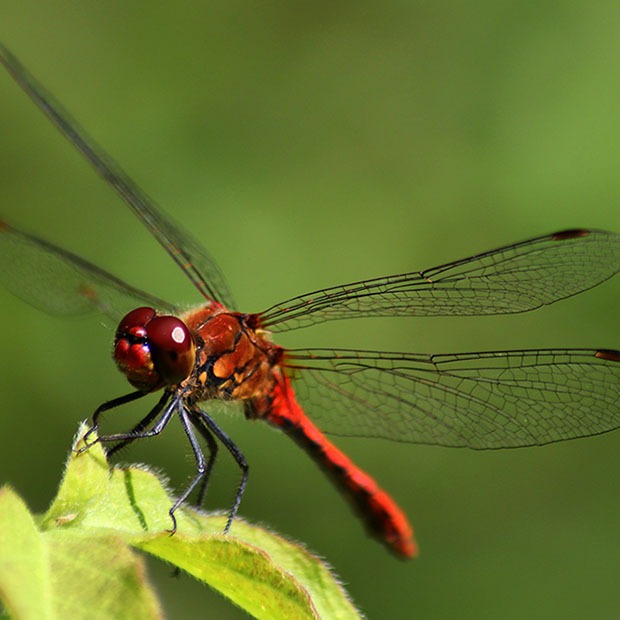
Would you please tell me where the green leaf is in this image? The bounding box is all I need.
[0,485,161,620]
[0,424,361,619]
[45,530,163,620]
[0,486,50,620]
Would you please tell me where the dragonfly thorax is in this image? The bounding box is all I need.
[181,307,282,404]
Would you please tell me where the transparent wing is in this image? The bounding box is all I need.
[285,348,620,449]
[0,43,235,309]
[260,229,620,331]
[0,220,176,320]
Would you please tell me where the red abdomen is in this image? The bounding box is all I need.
[252,369,417,558]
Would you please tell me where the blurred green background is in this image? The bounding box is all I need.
[1,2,620,618]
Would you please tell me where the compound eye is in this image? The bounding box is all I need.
[114,307,160,392]
[116,307,157,336]
[146,316,196,385]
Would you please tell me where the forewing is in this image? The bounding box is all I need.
[0,43,234,310]
[0,220,176,321]
[261,229,620,331]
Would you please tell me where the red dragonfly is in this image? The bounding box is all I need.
[2,44,620,559]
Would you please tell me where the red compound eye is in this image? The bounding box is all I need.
[117,307,157,334]
[113,308,195,391]
[146,316,196,385]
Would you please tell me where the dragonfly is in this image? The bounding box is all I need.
[2,44,620,559]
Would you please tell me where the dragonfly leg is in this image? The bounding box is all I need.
[186,414,219,508]
[105,391,173,457]
[78,390,149,453]
[87,393,176,450]
[168,403,213,534]
[189,405,248,534]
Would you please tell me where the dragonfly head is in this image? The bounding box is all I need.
[114,307,196,392]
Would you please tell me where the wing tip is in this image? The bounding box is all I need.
[551,228,591,241]
[595,349,620,362]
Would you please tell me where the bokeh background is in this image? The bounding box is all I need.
[2,2,620,618]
